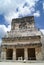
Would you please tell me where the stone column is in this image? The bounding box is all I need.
[24,48,28,60]
[1,48,6,60]
[13,48,16,60]
[1,51,4,60]
[35,47,42,60]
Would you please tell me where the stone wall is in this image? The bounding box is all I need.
[0,46,1,59]
[41,36,44,60]
[11,16,34,30]
[35,47,42,60]
[1,48,6,60]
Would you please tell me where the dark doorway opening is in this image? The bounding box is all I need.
[6,49,13,60]
[28,48,36,60]
[16,49,24,60]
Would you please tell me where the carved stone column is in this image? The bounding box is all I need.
[35,47,42,60]
[24,48,28,60]
[13,48,16,60]
[1,48,6,60]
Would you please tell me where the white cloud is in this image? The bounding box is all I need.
[0,0,25,15]
[0,0,39,24]
[0,0,18,14]
[4,12,19,24]
[43,2,44,10]
[33,11,40,17]
[26,0,39,7]
[0,25,11,32]
[0,24,11,44]
[40,29,44,35]
[18,7,33,16]
[4,6,35,23]
[0,24,11,40]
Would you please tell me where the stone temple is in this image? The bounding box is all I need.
[1,16,43,61]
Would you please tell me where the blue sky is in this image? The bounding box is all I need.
[0,0,44,44]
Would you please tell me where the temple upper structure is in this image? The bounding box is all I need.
[3,16,41,38]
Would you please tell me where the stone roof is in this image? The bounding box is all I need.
[12,16,34,23]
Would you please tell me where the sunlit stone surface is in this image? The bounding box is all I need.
[1,16,44,61]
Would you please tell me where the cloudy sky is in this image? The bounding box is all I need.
[0,0,44,44]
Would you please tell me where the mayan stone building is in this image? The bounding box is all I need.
[1,16,43,61]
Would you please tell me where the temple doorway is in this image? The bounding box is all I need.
[6,49,13,60]
[28,48,36,60]
[16,48,24,60]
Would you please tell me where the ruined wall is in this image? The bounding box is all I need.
[41,36,44,60]
[11,16,35,30]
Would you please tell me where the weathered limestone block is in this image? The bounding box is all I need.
[1,51,4,59]
[24,48,28,60]
[35,47,42,60]
[41,44,44,60]
[1,48,6,60]
[13,48,16,60]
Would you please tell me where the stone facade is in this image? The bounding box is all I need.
[1,16,43,61]
[41,36,44,60]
